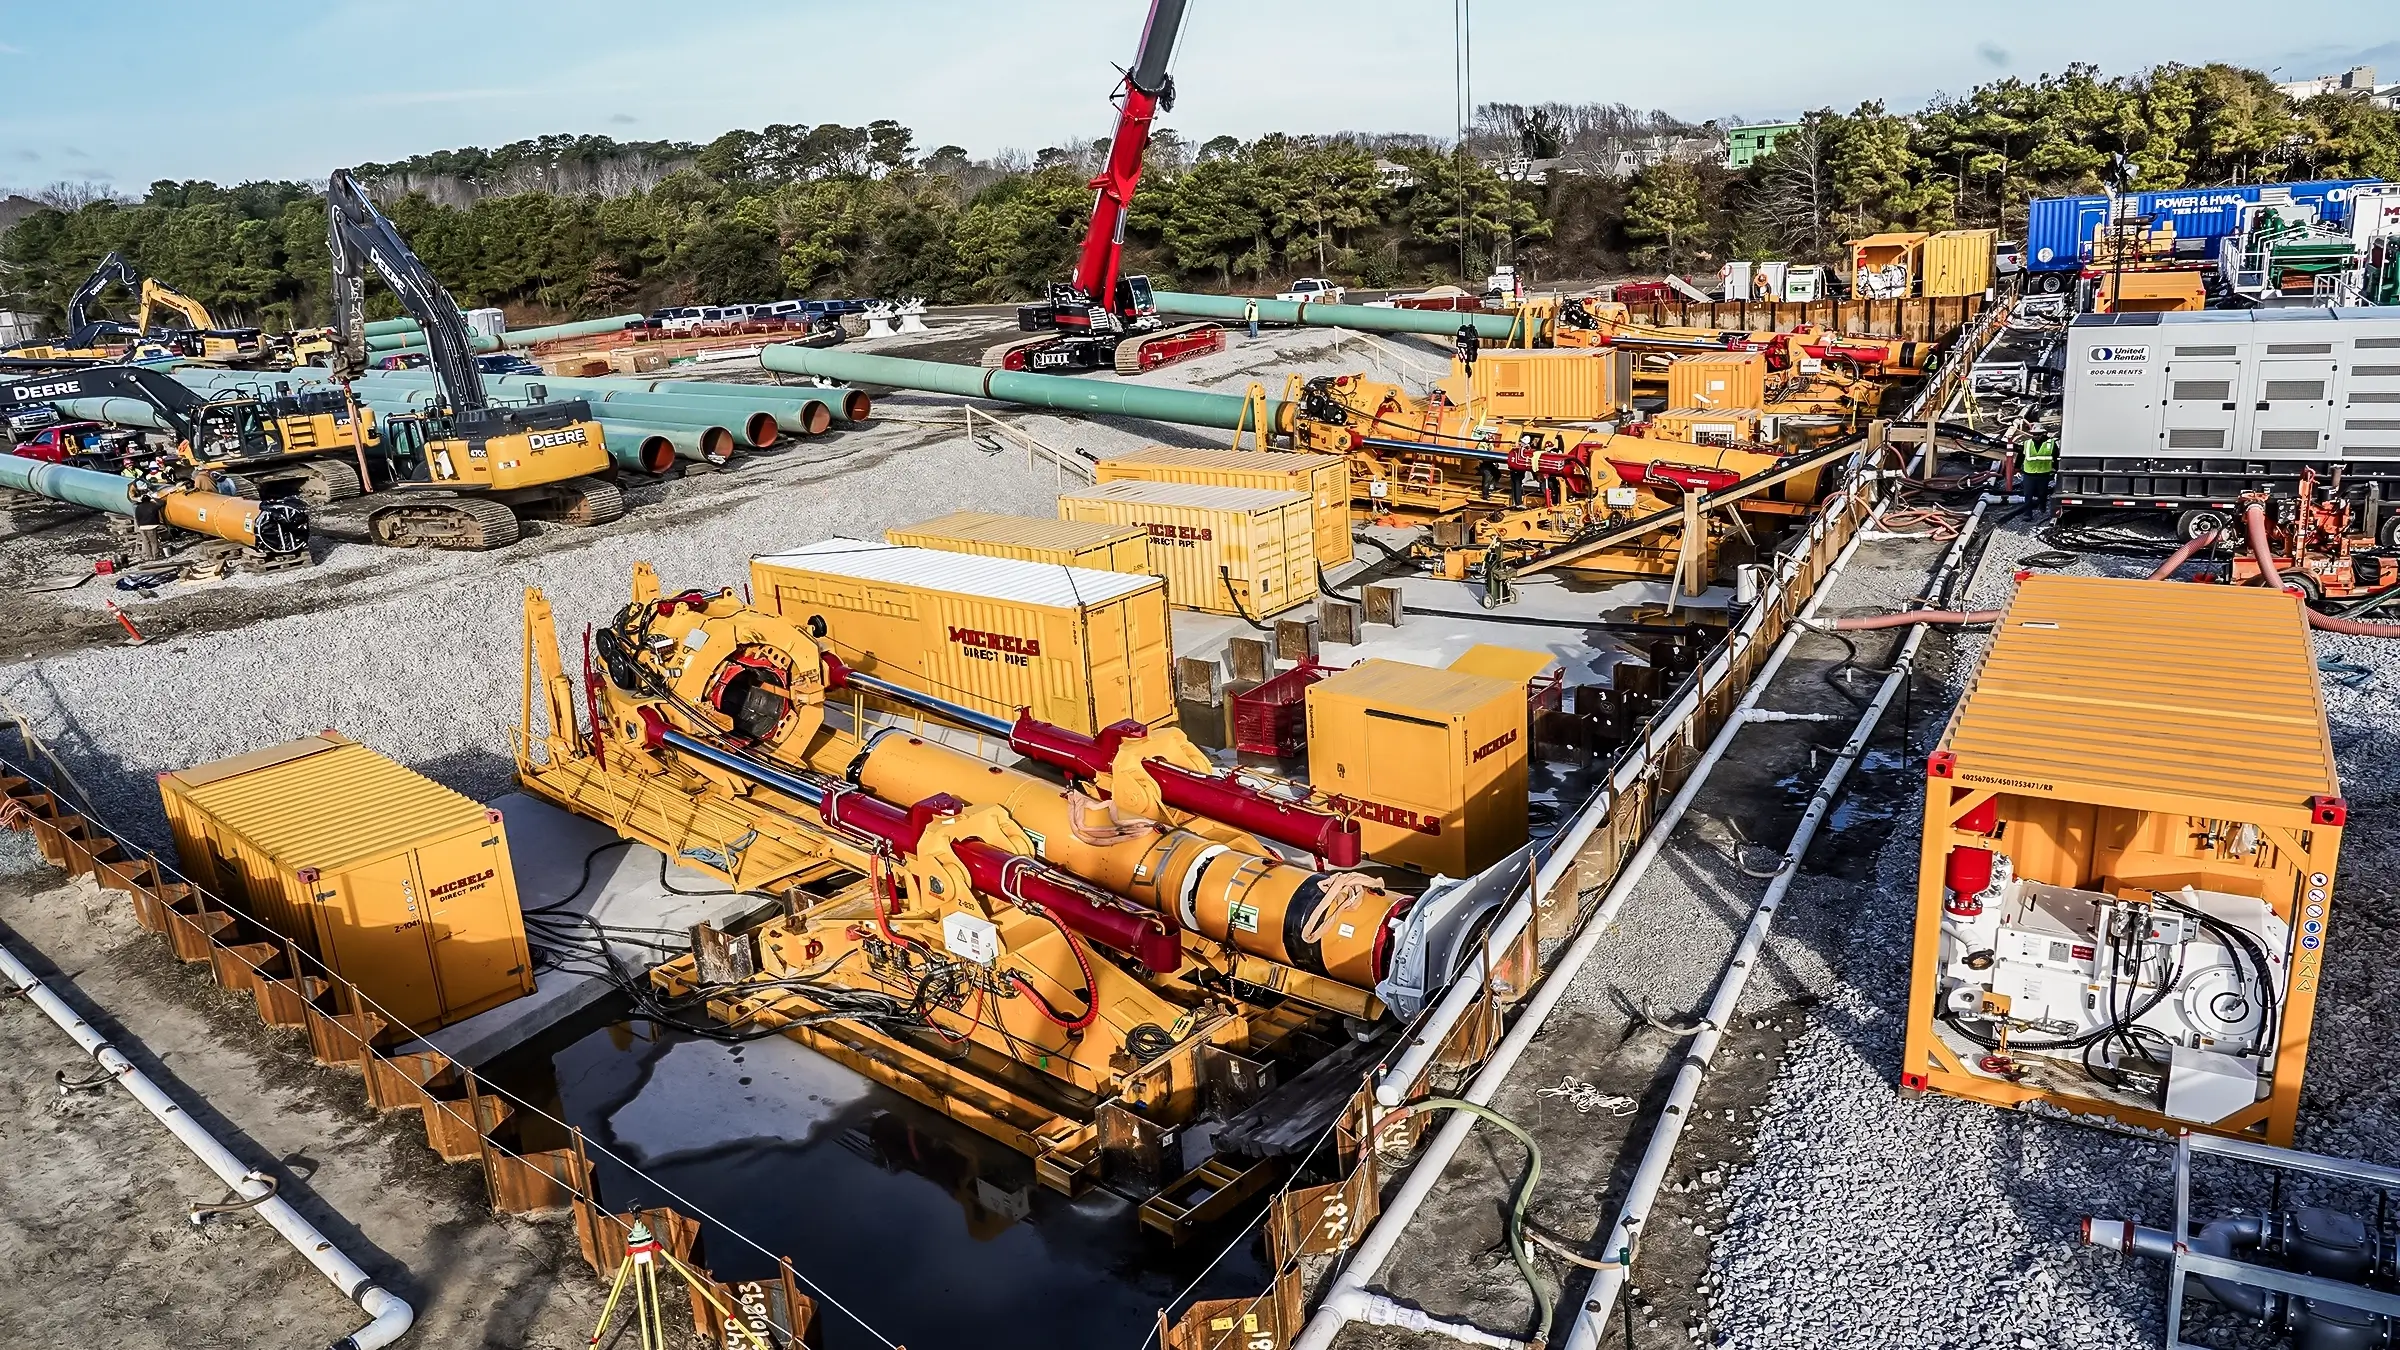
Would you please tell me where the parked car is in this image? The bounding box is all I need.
[1993,240,2027,277]
[10,420,106,464]
[477,353,542,376]
[1276,278,1345,304]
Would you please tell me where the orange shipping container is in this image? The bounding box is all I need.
[1901,576,2342,1144]
[1460,348,1634,423]
[1850,231,1928,296]
[1057,481,1318,618]
[1306,659,1528,877]
[1665,351,1767,411]
[751,539,1177,733]
[1093,447,1353,570]
[159,733,532,1033]
[886,511,1150,572]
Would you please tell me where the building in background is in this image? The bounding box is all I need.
[1726,121,1801,170]
[2276,66,2396,109]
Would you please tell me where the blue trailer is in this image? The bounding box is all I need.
[2023,179,2382,289]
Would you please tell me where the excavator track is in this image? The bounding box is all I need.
[510,475,626,528]
[982,333,1063,370]
[366,495,521,551]
[1114,322,1225,375]
[295,458,366,505]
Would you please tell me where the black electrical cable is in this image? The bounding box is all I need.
[519,838,635,915]
[1219,565,1274,631]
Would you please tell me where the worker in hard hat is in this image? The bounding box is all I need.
[1244,298,1260,339]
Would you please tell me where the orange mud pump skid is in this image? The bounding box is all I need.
[1899,576,2343,1145]
[515,567,1514,1196]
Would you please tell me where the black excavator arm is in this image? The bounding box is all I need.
[325,168,487,415]
[62,251,140,345]
[0,364,204,436]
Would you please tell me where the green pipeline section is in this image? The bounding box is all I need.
[760,344,1292,433]
[1149,290,1542,344]
[363,313,646,354]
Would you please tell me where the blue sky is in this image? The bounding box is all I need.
[0,0,2389,193]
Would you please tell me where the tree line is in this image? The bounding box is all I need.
[4,61,2395,333]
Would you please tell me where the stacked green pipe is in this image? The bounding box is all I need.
[1149,290,1543,344]
[758,344,1289,432]
[363,313,646,356]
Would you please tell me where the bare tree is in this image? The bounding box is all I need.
[32,180,121,211]
[1747,118,1836,259]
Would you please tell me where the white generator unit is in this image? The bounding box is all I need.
[2057,307,2400,535]
[1937,859,2289,1123]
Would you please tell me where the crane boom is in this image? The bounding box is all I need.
[1071,0,1189,303]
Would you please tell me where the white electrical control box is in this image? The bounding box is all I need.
[942,912,1000,965]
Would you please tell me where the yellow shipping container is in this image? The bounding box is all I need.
[1649,407,1763,445]
[886,511,1150,572]
[1057,480,1318,618]
[1458,348,1633,423]
[1902,575,2341,1144]
[1093,447,1353,570]
[1306,659,1528,877]
[752,538,1176,733]
[1922,228,1998,298]
[1665,351,1767,411]
[159,733,532,1033]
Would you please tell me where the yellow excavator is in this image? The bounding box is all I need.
[326,168,620,547]
[134,280,265,362]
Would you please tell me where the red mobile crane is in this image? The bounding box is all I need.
[982,0,1227,376]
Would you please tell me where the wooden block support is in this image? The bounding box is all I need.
[1275,618,1319,664]
[1176,656,1223,706]
[1228,636,1272,685]
[1361,584,1404,627]
[1318,598,1363,646]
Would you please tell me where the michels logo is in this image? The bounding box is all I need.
[1141,522,1213,545]
[949,626,1041,656]
[1331,794,1441,836]
[1473,728,1519,762]
[429,868,495,899]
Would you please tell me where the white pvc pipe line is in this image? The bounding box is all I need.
[1373,484,1881,1110]
[1299,489,1890,1350]
[1559,497,1990,1350]
[0,930,415,1350]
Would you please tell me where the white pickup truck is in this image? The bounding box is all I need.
[1276,278,1345,304]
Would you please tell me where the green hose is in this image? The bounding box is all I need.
[1393,1096,1554,1349]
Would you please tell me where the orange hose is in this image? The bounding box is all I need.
[2241,501,2400,638]
[2148,530,2226,581]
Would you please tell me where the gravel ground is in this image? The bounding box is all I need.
[1706,501,2400,1349]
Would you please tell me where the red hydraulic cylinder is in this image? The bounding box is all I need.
[1007,713,1364,867]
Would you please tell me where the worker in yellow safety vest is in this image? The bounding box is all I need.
[2019,432,2057,514]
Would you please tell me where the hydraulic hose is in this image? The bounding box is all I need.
[2149,530,2226,581]
[2241,501,2400,638]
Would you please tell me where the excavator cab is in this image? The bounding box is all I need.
[379,415,433,481]
[188,398,282,463]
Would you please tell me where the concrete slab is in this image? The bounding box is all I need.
[396,791,768,1066]
[1170,551,1736,688]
